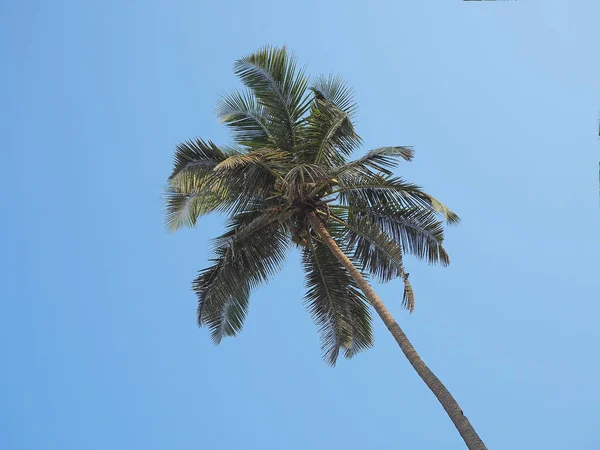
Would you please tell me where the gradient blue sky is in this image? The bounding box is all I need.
[2,1,599,449]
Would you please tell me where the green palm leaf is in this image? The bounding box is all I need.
[332,212,415,311]
[334,146,414,178]
[164,186,224,232]
[234,46,310,150]
[303,96,361,167]
[343,215,406,283]
[310,74,357,118]
[425,194,461,225]
[352,205,450,266]
[213,147,288,177]
[216,90,273,148]
[336,173,459,224]
[336,174,430,210]
[169,139,228,192]
[194,208,291,343]
[302,234,373,365]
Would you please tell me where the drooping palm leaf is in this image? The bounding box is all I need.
[328,211,415,311]
[194,207,291,343]
[336,174,430,210]
[402,274,415,313]
[342,215,407,283]
[350,205,450,266]
[302,233,373,365]
[425,195,461,225]
[336,173,459,224]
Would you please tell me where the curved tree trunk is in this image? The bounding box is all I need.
[308,213,487,450]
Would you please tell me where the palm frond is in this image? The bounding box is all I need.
[165,141,241,231]
[194,259,250,344]
[423,194,460,225]
[310,74,357,118]
[216,90,273,148]
[194,208,291,344]
[169,139,228,192]
[336,174,431,210]
[342,215,407,284]
[214,148,288,176]
[302,96,361,167]
[234,46,310,150]
[333,212,415,312]
[350,205,450,265]
[164,186,224,232]
[333,146,414,178]
[335,173,460,226]
[402,274,415,313]
[206,149,289,209]
[302,234,373,365]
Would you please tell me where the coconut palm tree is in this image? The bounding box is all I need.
[165,46,487,450]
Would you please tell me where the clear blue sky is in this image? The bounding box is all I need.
[2,1,599,449]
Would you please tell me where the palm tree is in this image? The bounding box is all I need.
[165,46,487,450]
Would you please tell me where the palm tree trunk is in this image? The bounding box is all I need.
[308,212,487,450]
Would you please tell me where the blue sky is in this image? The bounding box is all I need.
[2,1,599,449]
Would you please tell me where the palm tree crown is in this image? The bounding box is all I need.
[165,46,459,365]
